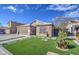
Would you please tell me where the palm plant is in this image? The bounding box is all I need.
[57,30,69,49]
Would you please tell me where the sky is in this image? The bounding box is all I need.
[0,4,79,26]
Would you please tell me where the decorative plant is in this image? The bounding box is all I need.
[76,33,79,40]
[58,30,67,40]
[57,30,69,49]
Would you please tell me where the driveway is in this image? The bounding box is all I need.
[0,34,25,41]
[0,34,28,55]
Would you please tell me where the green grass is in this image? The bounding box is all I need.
[3,37,79,55]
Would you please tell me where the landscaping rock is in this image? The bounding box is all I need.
[56,46,69,51]
[47,52,58,55]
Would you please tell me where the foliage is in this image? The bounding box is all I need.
[58,30,67,40]
[57,39,69,49]
[57,30,69,49]
[76,33,79,39]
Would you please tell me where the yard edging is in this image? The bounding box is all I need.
[0,36,28,55]
[0,45,12,55]
[73,40,79,45]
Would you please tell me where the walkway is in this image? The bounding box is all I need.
[68,36,76,39]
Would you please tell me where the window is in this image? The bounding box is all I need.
[39,27,47,33]
[12,26,17,30]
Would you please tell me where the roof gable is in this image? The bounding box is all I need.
[31,20,52,26]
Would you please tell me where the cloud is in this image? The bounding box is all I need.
[3,5,24,13]
[24,4,42,10]
[64,9,79,17]
[46,4,78,11]
[3,6,17,12]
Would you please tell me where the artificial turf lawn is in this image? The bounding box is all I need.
[3,37,79,55]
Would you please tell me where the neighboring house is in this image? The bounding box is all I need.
[7,21,24,34]
[66,20,79,36]
[0,21,25,34]
[17,20,54,37]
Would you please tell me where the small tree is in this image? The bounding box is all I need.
[58,30,67,40]
[57,30,69,49]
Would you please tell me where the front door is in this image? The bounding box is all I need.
[31,26,36,35]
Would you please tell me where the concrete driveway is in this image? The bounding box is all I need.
[0,34,27,55]
[0,45,12,55]
[0,34,25,41]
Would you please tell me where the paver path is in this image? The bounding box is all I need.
[68,36,76,39]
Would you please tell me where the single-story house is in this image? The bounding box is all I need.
[16,24,31,35]
[17,20,54,37]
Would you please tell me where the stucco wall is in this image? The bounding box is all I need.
[36,25,54,37]
[17,26,30,35]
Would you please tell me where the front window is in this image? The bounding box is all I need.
[39,27,47,33]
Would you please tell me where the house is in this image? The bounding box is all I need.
[0,21,25,34]
[66,20,79,36]
[3,19,79,37]
[16,24,31,36]
[16,19,79,37]
[7,21,25,34]
[17,20,54,37]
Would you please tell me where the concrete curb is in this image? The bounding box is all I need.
[73,40,79,45]
[0,36,28,55]
[0,45,12,55]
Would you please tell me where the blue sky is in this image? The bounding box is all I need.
[0,4,79,26]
